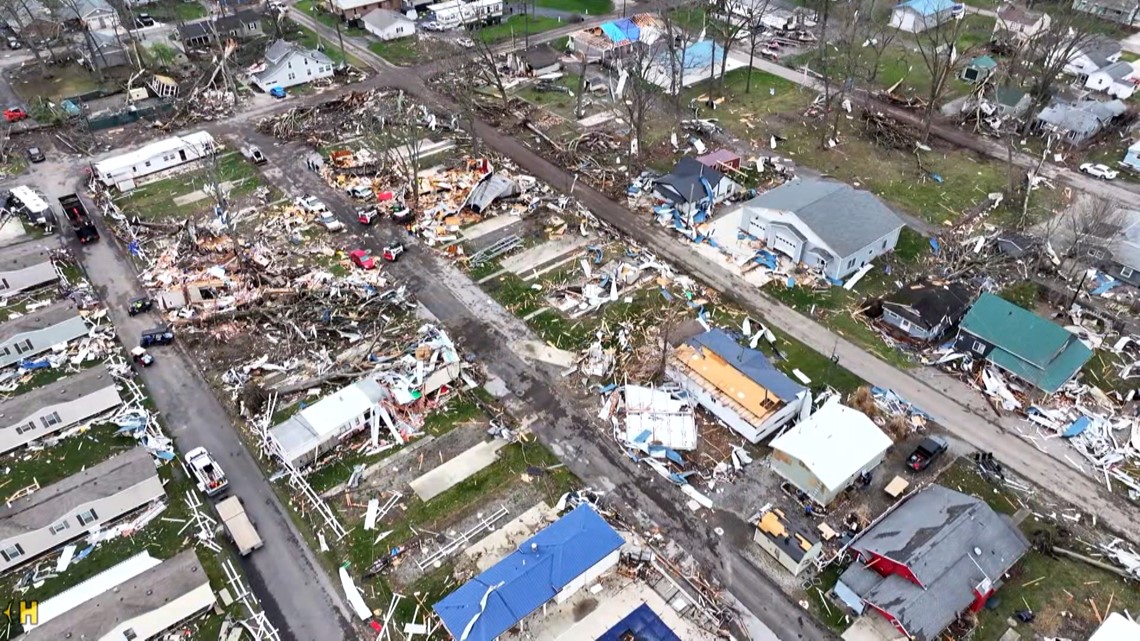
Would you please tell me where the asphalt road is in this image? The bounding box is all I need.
[10,163,356,641]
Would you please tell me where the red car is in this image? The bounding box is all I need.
[349,249,376,270]
[4,108,27,123]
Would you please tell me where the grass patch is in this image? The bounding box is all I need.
[516,74,584,120]
[115,152,260,221]
[534,0,612,14]
[474,15,564,44]
[684,68,812,122]
[284,20,355,66]
[369,38,420,66]
[0,424,134,498]
[12,64,107,102]
[145,0,208,22]
[936,457,1018,516]
[806,562,848,631]
[998,280,1038,310]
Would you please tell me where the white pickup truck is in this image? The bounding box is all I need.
[186,447,229,497]
[216,496,263,556]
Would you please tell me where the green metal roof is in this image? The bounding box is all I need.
[960,293,1092,393]
[969,55,998,69]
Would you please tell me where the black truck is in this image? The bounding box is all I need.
[58,194,99,244]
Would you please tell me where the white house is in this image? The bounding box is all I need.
[889,0,961,33]
[992,5,1050,47]
[1124,140,1140,172]
[1085,61,1138,98]
[1062,35,1123,78]
[0,302,89,369]
[769,400,893,505]
[0,366,122,456]
[92,131,216,191]
[361,8,415,40]
[425,0,503,29]
[752,508,822,576]
[0,242,56,295]
[64,0,120,31]
[270,378,397,467]
[251,40,336,93]
[738,178,906,280]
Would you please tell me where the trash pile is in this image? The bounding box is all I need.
[545,250,676,319]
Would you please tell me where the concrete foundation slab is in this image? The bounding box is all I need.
[462,501,557,571]
[461,214,523,242]
[501,235,592,276]
[513,340,578,368]
[409,439,508,501]
[842,614,908,641]
[0,218,28,246]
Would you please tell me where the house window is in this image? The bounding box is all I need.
[882,239,888,249]
[0,278,7,290]
[40,412,61,429]
[77,509,99,526]
[144,160,151,167]
[288,73,296,81]
[15,422,35,435]
[49,520,70,535]
[972,340,986,354]
[12,339,32,355]
[1122,267,1134,278]
[846,258,855,269]
[899,319,912,331]
[1,544,24,562]
[1087,248,1104,259]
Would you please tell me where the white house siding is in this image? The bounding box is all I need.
[829,225,902,280]
[0,385,122,455]
[771,448,888,505]
[665,364,804,443]
[93,132,216,191]
[0,262,56,294]
[889,8,921,32]
[881,308,938,341]
[0,475,165,573]
[254,53,335,92]
[365,20,414,40]
[0,316,89,368]
[554,549,620,604]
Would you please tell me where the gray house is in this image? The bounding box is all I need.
[23,549,216,639]
[654,157,739,216]
[1084,212,1140,288]
[738,179,905,280]
[1034,99,1126,145]
[0,365,122,455]
[0,448,165,574]
[250,40,335,93]
[836,485,1028,641]
[0,242,57,294]
[881,279,973,341]
[0,303,89,369]
[178,9,264,48]
[1072,0,1139,26]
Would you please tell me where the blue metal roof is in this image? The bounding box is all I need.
[598,604,681,641]
[897,0,958,16]
[433,504,624,641]
[687,329,806,402]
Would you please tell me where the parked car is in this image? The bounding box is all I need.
[906,436,949,472]
[296,194,328,214]
[316,210,344,232]
[4,107,28,123]
[6,37,20,50]
[128,297,153,316]
[25,147,43,163]
[456,37,475,48]
[423,21,443,31]
[135,13,155,27]
[140,324,175,347]
[131,346,154,367]
[350,249,376,269]
[346,183,373,199]
[1079,163,1118,180]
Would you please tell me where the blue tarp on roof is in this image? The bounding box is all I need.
[600,21,629,44]
[614,17,640,42]
[597,604,681,641]
[433,505,624,641]
[686,328,806,402]
[897,0,957,16]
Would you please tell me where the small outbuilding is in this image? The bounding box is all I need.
[769,400,892,506]
[361,8,415,41]
[509,43,562,77]
[960,55,997,84]
[653,156,739,216]
[752,508,822,575]
[881,279,973,341]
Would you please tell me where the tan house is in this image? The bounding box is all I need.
[0,448,165,573]
[0,242,56,295]
[324,0,398,20]
[993,5,1051,48]
[0,366,122,456]
[0,302,89,369]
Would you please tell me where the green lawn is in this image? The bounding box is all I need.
[474,15,564,44]
[12,64,106,102]
[145,0,208,22]
[534,0,613,14]
[284,21,354,66]
[684,68,814,121]
[368,39,420,66]
[0,424,134,497]
[296,0,368,36]
[115,152,261,221]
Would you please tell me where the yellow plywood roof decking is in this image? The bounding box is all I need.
[758,509,815,554]
[672,343,783,421]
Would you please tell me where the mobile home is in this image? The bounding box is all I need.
[92,131,216,191]
[426,0,503,29]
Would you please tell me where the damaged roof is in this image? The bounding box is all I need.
[744,179,905,258]
[959,292,1092,393]
[271,378,387,463]
[0,301,85,344]
[686,329,804,402]
[654,157,725,205]
[434,504,624,641]
[883,279,973,330]
[841,485,1029,641]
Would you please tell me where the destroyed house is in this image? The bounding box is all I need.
[569,13,662,61]
[1062,35,1123,77]
[1072,0,1140,26]
[434,504,624,641]
[1034,99,1125,145]
[653,157,738,216]
[22,550,216,640]
[0,302,88,369]
[0,365,122,456]
[92,131,216,191]
[0,241,57,294]
[1084,212,1140,288]
[0,448,165,574]
[1085,60,1138,99]
[666,328,808,443]
[769,400,892,505]
[178,9,263,47]
[881,279,973,341]
[955,292,1092,394]
[835,485,1029,641]
[509,43,562,77]
[251,39,336,93]
[326,0,399,21]
[270,378,393,468]
[752,508,821,575]
[739,178,905,280]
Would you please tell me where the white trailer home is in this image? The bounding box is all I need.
[426,0,503,29]
[92,131,216,191]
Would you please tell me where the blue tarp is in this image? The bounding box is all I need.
[599,22,629,44]
[598,604,681,641]
[1063,416,1091,438]
[930,237,941,255]
[613,17,640,42]
[434,505,624,641]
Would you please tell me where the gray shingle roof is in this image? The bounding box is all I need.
[0,448,157,539]
[0,365,118,430]
[745,179,905,257]
[685,328,805,402]
[841,485,1029,641]
[1037,104,1102,134]
[0,301,81,344]
[1097,61,1135,81]
[361,8,411,32]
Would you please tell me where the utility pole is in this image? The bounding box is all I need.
[335,18,346,65]
[524,0,530,49]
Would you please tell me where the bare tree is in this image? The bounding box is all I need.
[860,6,899,83]
[469,37,510,109]
[913,14,971,141]
[0,0,57,72]
[1016,10,1102,135]
[619,41,661,174]
[737,0,772,93]
[1055,195,1124,277]
[658,4,698,117]
[368,95,428,213]
[707,0,750,90]
[573,51,589,119]
[45,0,106,81]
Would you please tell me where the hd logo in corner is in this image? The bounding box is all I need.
[3,600,37,626]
